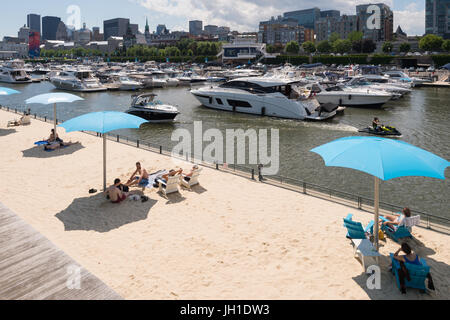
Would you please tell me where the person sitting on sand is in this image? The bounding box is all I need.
[46,129,63,144]
[126,162,150,188]
[106,179,128,204]
[380,207,411,230]
[182,165,199,182]
[392,243,435,294]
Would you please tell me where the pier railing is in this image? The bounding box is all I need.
[2,105,449,234]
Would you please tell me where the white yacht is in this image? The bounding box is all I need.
[50,69,107,92]
[384,71,431,87]
[191,77,340,121]
[105,74,143,91]
[0,60,33,84]
[305,83,393,108]
[343,76,411,98]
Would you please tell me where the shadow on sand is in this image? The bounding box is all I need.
[0,128,16,137]
[55,191,157,233]
[181,185,208,195]
[22,143,84,159]
[351,236,447,300]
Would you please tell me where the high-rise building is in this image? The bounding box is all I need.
[425,0,450,39]
[204,25,219,35]
[92,27,104,41]
[258,16,310,46]
[189,20,203,36]
[27,14,41,34]
[356,3,393,42]
[283,8,321,30]
[103,18,130,40]
[42,16,61,40]
[55,21,68,41]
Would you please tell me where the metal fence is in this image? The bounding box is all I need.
[2,104,449,234]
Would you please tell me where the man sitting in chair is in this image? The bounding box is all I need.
[182,165,199,183]
[156,168,183,188]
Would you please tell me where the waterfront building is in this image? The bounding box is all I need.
[156,24,168,35]
[204,25,219,36]
[56,21,69,41]
[92,27,104,41]
[42,16,61,40]
[356,3,393,42]
[425,0,450,39]
[259,16,310,46]
[315,14,358,42]
[104,18,130,40]
[18,25,30,43]
[189,20,203,36]
[220,35,277,63]
[0,41,28,58]
[27,14,41,34]
[283,8,321,30]
[73,23,91,45]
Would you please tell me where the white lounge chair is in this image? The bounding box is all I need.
[180,169,202,189]
[158,175,180,198]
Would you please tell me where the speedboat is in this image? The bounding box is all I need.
[384,71,431,87]
[305,83,393,108]
[359,125,402,137]
[344,76,412,98]
[0,60,33,84]
[105,74,143,91]
[50,68,107,92]
[191,77,340,121]
[126,93,180,123]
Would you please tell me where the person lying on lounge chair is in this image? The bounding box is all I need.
[392,243,435,294]
[44,140,79,151]
[155,168,183,187]
[106,179,129,204]
[7,111,31,127]
[126,162,150,188]
[182,165,199,182]
[380,207,411,230]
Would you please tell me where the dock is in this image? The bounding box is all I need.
[0,202,122,300]
[421,81,450,88]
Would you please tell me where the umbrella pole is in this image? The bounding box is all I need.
[374,177,380,251]
[103,134,107,191]
[53,103,57,137]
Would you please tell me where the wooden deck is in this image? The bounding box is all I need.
[0,202,122,300]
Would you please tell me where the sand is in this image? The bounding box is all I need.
[0,109,449,300]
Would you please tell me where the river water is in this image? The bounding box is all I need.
[1,81,449,219]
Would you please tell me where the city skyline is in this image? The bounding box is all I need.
[0,0,426,39]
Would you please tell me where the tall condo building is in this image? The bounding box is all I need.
[356,3,393,42]
[27,14,41,34]
[42,16,61,40]
[425,0,450,39]
[103,18,130,40]
[189,20,203,36]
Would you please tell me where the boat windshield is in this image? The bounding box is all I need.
[219,81,293,95]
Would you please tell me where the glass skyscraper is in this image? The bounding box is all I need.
[426,0,450,39]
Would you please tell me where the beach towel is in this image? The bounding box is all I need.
[35,141,50,146]
[144,170,168,188]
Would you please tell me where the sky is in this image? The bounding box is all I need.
[0,0,426,39]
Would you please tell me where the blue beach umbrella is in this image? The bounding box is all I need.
[311,136,449,250]
[59,111,147,190]
[0,87,20,96]
[26,93,84,137]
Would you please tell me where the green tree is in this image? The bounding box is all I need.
[399,42,411,53]
[302,41,316,54]
[285,41,300,54]
[382,41,394,53]
[347,31,363,43]
[333,39,352,54]
[362,39,376,53]
[419,34,444,51]
[266,44,276,53]
[442,39,450,52]
[329,32,341,44]
[316,40,332,53]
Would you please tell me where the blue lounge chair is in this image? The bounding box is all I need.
[343,214,374,239]
[390,253,430,293]
[380,216,413,242]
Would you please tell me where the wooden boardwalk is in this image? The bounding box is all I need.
[0,202,122,300]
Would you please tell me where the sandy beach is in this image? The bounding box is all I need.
[0,109,449,300]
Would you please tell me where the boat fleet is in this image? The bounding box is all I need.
[0,59,437,128]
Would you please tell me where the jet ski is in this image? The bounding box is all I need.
[359,125,402,137]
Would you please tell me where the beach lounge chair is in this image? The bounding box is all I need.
[343,214,374,239]
[390,253,430,293]
[180,168,202,189]
[380,215,420,242]
[7,115,30,127]
[344,214,380,273]
[158,175,180,198]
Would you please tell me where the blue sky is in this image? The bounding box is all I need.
[0,0,426,39]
